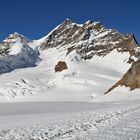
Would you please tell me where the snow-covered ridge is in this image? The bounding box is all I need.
[38,19,139,62]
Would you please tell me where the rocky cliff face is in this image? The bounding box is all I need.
[105,60,140,94]
[1,19,139,64]
[40,19,140,62]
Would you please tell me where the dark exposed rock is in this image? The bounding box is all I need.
[55,61,68,72]
[66,46,75,56]
[105,60,140,94]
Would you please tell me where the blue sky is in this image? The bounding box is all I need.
[0,0,140,43]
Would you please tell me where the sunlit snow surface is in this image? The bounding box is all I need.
[0,48,134,102]
[0,101,140,140]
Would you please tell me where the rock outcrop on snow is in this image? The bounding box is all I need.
[105,60,140,94]
[55,61,68,72]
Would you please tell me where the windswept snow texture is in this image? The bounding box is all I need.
[0,101,140,140]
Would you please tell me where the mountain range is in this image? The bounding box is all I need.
[0,19,140,102]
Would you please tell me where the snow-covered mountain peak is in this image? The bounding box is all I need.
[83,20,101,27]
[63,18,73,25]
[0,32,32,56]
[3,32,31,44]
[85,20,93,24]
[0,19,140,101]
[38,19,139,63]
[0,32,40,74]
